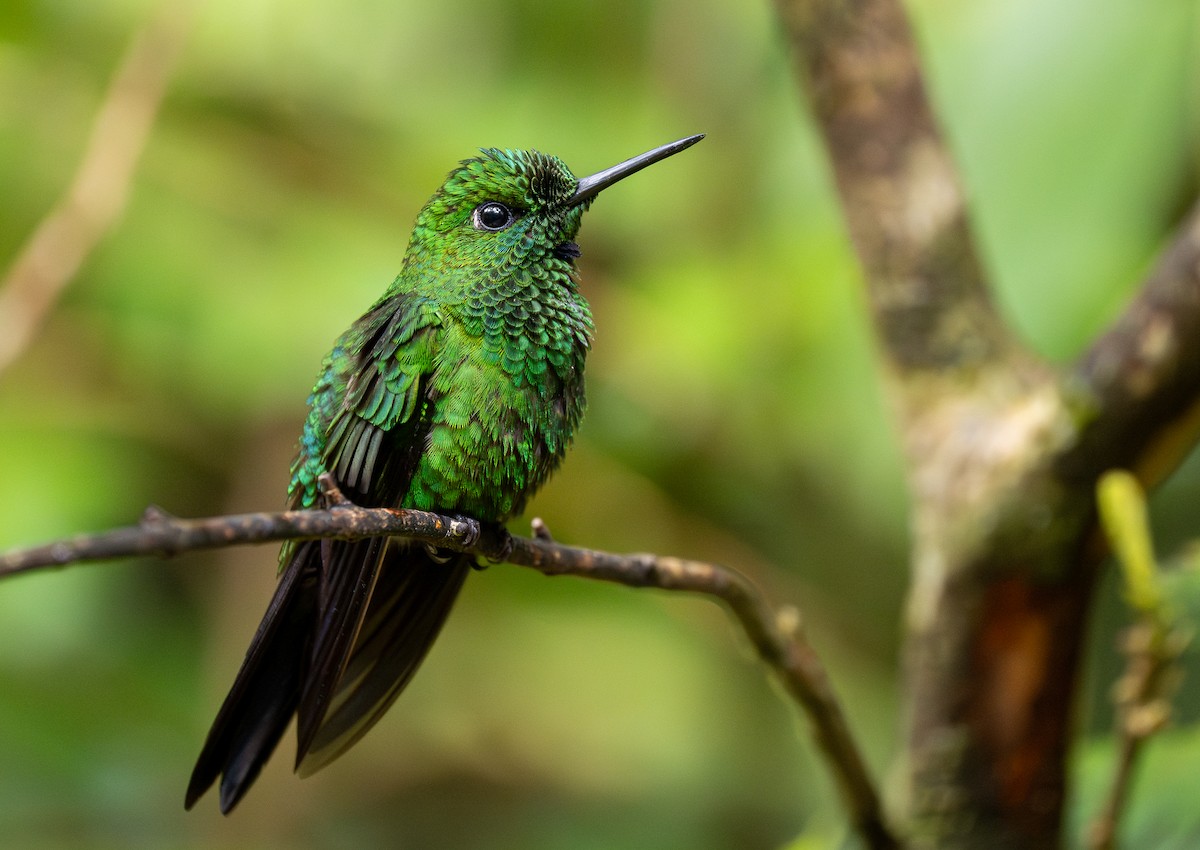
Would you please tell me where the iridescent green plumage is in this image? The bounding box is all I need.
[289,149,593,520]
[185,135,703,814]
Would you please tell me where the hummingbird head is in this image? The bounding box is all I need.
[403,135,705,285]
[408,148,585,274]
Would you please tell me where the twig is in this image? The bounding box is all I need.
[0,499,899,849]
[0,2,193,375]
[1087,472,1188,850]
[1087,623,1184,850]
[504,538,899,849]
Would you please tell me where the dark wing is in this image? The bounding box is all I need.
[297,547,471,775]
[185,541,318,813]
[292,293,463,768]
[303,290,442,509]
[186,292,451,813]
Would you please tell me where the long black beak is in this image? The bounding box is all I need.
[569,133,705,206]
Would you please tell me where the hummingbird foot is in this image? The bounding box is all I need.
[422,544,455,564]
[423,512,482,564]
[474,521,513,568]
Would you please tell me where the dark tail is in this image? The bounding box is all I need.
[185,540,469,814]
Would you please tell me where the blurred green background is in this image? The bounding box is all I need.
[0,0,1197,847]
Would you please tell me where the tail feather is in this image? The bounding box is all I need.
[186,539,469,812]
[298,546,471,775]
[294,536,389,758]
[185,542,318,813]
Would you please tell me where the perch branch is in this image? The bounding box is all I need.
[0,2,192,375]
[0,488,898,850]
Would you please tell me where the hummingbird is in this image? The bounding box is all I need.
[185,134,704,813]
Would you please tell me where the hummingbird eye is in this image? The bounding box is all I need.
[472,202,516,232]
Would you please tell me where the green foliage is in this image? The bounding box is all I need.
[0,0,1196,847]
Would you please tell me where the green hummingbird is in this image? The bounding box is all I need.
[185,134,704,813]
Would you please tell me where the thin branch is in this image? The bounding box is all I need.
[1087,622,1184,850]
[0,503,481,580]
[0,2,193,375]
[506,536,900,850]
[0,497,899,850]
[1087,472,1188,850]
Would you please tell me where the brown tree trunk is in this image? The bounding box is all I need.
[773,0,1200,845]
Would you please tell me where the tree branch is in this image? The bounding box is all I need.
[0,503,482,580]
[772,10,1200,841]
[0,2,192,375]
[772,0,1022,376]
[0,494,899,850]
[1067,202,1200,489]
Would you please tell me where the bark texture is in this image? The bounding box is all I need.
[773,0,1200,846]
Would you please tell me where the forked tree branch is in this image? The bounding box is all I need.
[770,0,1200,846]
[0,477,899,850]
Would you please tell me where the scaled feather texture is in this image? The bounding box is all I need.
[185,135,703,814]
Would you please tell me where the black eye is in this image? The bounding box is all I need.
[473,202,515,232]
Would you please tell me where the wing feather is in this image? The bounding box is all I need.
[187,292,458,810]
[292,293,461,768]
[297,547,471,775]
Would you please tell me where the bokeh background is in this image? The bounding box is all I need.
[0,0,1197,847]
